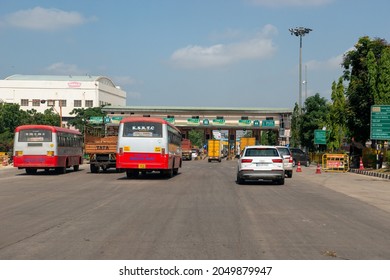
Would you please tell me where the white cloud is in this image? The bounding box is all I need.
[306,48,353,71]
[170,25,277,69]
[247,0,333,7]
[45,62,86,75]
[3,6,95,31]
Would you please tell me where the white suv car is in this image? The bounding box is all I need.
[236,145,285,185]
[275,146,293,178]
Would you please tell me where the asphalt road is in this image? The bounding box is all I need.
[0,159,389,260]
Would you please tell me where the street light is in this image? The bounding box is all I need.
[289,27,312,113]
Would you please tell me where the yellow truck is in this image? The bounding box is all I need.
[208,139,222,162]
[240,137,256,153]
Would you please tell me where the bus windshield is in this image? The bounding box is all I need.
[18,129,52,142]
[122,122,162,138]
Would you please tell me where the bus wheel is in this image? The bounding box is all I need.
[126,170,138,179]
[173,168,179,175]
[55,167,66,174]
[165,168,174,178]
[73,165,79,172]
[26,168,37,175]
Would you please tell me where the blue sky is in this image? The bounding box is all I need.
[1,0,389,108]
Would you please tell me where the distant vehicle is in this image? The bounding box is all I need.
[13,124,83,174]
[181,139,192,160]
[116,117,182,178]
[236,145,285,185]
[275,146,293,178]
[239,137,256,153]
[191,148,199,159]
[208,139,222,162]
[85,121,119,173]
[290,148,310,167]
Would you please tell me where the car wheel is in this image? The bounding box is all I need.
[287,171,293,178]
[278,177,285,185]
[236,173,245,184]
[292,160,296,167]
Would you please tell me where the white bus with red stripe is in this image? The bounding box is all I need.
[13,125,83,174]
[116,117,182,178]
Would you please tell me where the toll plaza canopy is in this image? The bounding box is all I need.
[102,105,292,144]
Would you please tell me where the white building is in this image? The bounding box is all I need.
[0,74,126,121]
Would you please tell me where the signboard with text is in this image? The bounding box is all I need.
[370,105,390,140]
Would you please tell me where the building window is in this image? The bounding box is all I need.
[21,99,29,106]
[32,99,40,106]
[74,100,82,107]
[60,100,67,107]
[47,100,55,107]
[85,100,93,107]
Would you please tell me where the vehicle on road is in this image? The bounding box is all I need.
[236,145,285,185]
[208,139,222,162]
[85,121,119,173]
[181,139,192,160]
[276,146,293,178]
[116,117,182,178]
[290,148,311,167]
[13,124,83,174]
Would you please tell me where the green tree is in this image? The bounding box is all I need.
[290,103,301,147]
[68,107,105,134]
[25,108,60,126]
[377,47,390,104]
[300,93,330,151]
[342,36,390,143]
[327,78,347,151]
[260,130,278,145]
[188,129,203,148]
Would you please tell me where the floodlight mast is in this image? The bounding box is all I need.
[289,27,312,114]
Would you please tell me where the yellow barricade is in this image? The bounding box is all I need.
[322,154,349,172]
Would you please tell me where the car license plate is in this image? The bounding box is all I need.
[256,162,268,166]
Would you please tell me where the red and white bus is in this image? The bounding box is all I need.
[116,117,182,178]
[13,125,83,174]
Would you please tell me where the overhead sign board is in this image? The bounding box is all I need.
[314,129,327,145]
[370,105,390,140]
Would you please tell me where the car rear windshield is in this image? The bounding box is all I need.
[245,148,278,157]
[277,148,290,156]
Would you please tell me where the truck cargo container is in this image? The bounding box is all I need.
[208,139,222,162]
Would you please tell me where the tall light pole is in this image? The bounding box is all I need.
[289,27,312,113]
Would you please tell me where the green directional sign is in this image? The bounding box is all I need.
[371,105,390,140]
[314,129,327,145]
[262,120,275,127]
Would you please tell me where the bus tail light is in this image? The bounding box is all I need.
[119,147,123,154]
[15,151,23,156]
[161,148,166,156]
[47,151,54,156]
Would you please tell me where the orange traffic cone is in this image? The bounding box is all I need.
[296,161,302,172]
[316,163,321,174]
[359,157,364,170]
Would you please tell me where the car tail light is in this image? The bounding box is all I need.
[288,156,293,163]
[272,159,283,163]
[241,159,253,163]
